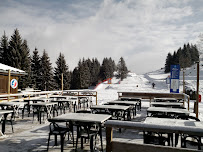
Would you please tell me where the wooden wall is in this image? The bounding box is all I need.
[0,75,18,94]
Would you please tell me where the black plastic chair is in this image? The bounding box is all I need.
[32,106,46,123]
[47,122,74,152]
[0,111,14,133]
[75,121,100,152]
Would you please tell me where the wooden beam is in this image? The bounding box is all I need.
[196,62,199,118]
[8,70,11,101]
[61,73,63,94]
[106,127,113,152]
[96,91,98,105]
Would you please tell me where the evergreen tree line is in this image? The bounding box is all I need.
[0,29,128,90]
[165,43,199,73]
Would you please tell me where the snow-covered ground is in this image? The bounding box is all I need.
[0,63,203,151]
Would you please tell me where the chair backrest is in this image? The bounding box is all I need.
[49,122,70,133]
[76,121,98,138]
[0,114,3,121]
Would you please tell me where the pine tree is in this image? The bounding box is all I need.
[71,67,80,89]
[54,53,71,90]
[0,31,9,64]
[117,57,128,80]
[165,53,173,73]
[79,59,91,89]
[91,58,100,85]
[39,50,54,91]
[100,58,110,80]
[179,44,191,68]
[190,44,199,64]
[8,28,23,68]
[31,48,41,89]
[18,40,32,89]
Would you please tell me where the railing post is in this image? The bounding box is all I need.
[106,126,113,152]
[8,70,11,101]
[196,61,199,118]
[96,91,98,105]
[188,96,190,111]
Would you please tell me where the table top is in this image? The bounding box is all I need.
[107,100,137,105]
[0,110,13,114]
[31,102,57,106]
[90,105,130,110]
[151,102,183,106]
[50,96,67,99]
[0,102,25,106]
[154,98,177,102]
[48,113,111,123]
[147,107,190,115]
[144,117,203,128]
[120,97,141,101]
[50,100,72,103]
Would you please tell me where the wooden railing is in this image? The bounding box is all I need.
[117,92,190,110]
[0,90,62,102]
[63,90,98,105]
[105,120,203,152]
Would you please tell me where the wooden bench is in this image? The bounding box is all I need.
[105,120,203,152]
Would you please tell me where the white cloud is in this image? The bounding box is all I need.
[0,0,203,74]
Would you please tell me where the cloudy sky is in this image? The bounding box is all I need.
[0,0,203,74]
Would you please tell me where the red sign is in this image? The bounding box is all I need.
[199,94,201,102]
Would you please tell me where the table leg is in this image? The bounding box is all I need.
[99,124,103,151]
[2,113,9,134]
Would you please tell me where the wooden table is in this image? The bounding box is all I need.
[0,110,13,135]
[90,105,131,120]
[0,102,25,118]
[151,102,184,108]
[145,117,203,127]
[107,100,137,117]
[147,107,190,117]
[144,117,203,148]
[31,102,57,124]
[48,113,111,151]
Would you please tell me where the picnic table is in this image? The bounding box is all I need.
[151,102,184,108]
[31,102,58,124]
[0,110,13,135]
[147,107,190,117]
[107,100,137,117]
[48,113,111,151]
[144,117,203,148]
[90,105,131,120]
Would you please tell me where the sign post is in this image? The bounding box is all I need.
[170,65,180,93]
